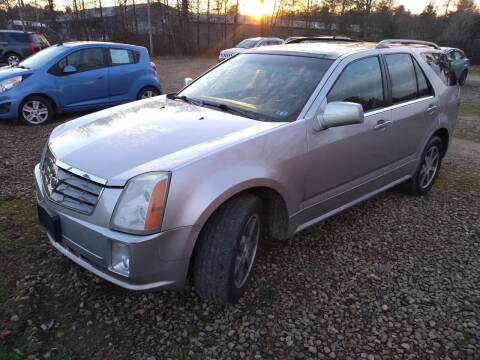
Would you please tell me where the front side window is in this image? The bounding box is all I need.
[109,48,137,65]
[327,56,384,112]
[179,53,333,122]
[421,52,456,86]
[58,48,105,72]
[385,54,418,104]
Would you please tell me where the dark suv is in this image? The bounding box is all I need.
[0,30,50,66]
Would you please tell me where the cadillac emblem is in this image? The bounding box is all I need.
[50,175,59,189]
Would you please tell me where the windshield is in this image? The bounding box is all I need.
[236,39,259,49]
[19,46,65,69]
[178,54,333,122]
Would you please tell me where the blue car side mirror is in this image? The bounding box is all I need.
[63,65,77,74]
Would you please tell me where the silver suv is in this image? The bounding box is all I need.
[36,39,459,304]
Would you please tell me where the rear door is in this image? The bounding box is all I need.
[384,53,437,163]
[54,47,110,109]
[106,47,142,103]
[0,33,7,61]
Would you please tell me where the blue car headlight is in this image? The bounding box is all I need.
[0,76,23,92]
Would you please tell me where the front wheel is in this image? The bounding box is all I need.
[137,86,160,100]
[399,136,443,196]
[19,96,53,126]
[193,193,263,305]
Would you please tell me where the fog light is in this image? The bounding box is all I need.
[111,241,130,277]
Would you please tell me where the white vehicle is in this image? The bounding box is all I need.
[218,37,283,61]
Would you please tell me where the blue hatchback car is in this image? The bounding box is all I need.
[0,42,162,125]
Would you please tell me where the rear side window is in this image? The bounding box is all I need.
[31,34,50,46]
[327,56,384,112]
[7,32,29,42]
[412,58,434,97]
[421,52,456,86]
[385,54,418,104]
[109,48,138,65]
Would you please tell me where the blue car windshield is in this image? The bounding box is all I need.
[19,46,66,69]
[179,53,333,122]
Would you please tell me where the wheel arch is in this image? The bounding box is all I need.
[20,93,59,114]
[433,127,449,157]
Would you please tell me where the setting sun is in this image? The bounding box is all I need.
[239,0,274,19]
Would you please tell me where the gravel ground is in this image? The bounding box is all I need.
[0,58,479,360]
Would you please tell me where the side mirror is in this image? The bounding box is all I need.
[63,65,77,74]
[183,77,193,87]
[315,101,364,130]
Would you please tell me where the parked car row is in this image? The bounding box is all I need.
[0,40,162,125]
[36,38,460,304]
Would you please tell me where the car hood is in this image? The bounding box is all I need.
[0,66,31,81]
[48,96,285,186]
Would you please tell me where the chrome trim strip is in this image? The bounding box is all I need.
[365,96,434,117]
[55,159,108,186]
[48,234,175,291]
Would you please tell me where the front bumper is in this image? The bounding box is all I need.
[35,164,198,291]
[0,89,21,119]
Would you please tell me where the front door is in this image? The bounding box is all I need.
[303,55,393,216]
[55,47,110,109]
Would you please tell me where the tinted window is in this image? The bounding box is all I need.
[327,56,384,112]
[385,54,418,104]
[413,58,434,97]
[109,48,137,65]
[59,48,105,72]
[8,32,29,42]
[421,52,456,86]
[235,39,258,49]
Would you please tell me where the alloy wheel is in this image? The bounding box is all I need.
[22,100,49,125]
[233,214,260,288]
[7,55,20,66]
[419,145,440,189]
[141,90,155,99]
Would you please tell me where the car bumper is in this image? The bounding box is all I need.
[35,164,196,291]
[0,91,21,118]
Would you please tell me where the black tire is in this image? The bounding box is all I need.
[19,96,54,126]
[458,71,467,86]
[193,193,263,305]
[6,52,21,66]
[399,136,443,196]
[137,86,160,100]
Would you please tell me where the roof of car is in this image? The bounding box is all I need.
[58,41,144,49]
[251,40,444,59]
[0,30,28,33]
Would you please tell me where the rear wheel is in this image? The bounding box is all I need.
[193,193,263,304]
[137,86,160,100]
[399,136,443,196]
[19,96,53,126]
[6,52,21,66]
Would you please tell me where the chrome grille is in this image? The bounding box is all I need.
[41,149,104,214]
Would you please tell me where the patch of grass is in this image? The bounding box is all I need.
[258,286,278,304]
[469,67,480,76]
[459,103,480,118]
[435,164,480,191]
[457,331,472,346]
[0,333,70,360]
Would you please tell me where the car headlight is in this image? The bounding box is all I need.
[0,76,23,92]
[110,172,170,234]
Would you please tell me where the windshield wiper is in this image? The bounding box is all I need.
[166,93,202,106]
[201,101,259,120]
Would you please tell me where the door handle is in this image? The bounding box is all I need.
[97,76,104,80]
[374,119,391,130]
[427,104,438,114]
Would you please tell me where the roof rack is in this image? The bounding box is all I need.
[285,36,357,44]
[376,39,440,50]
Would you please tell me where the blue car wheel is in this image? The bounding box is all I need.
[137,86,160,100]
[19,96,53,126]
